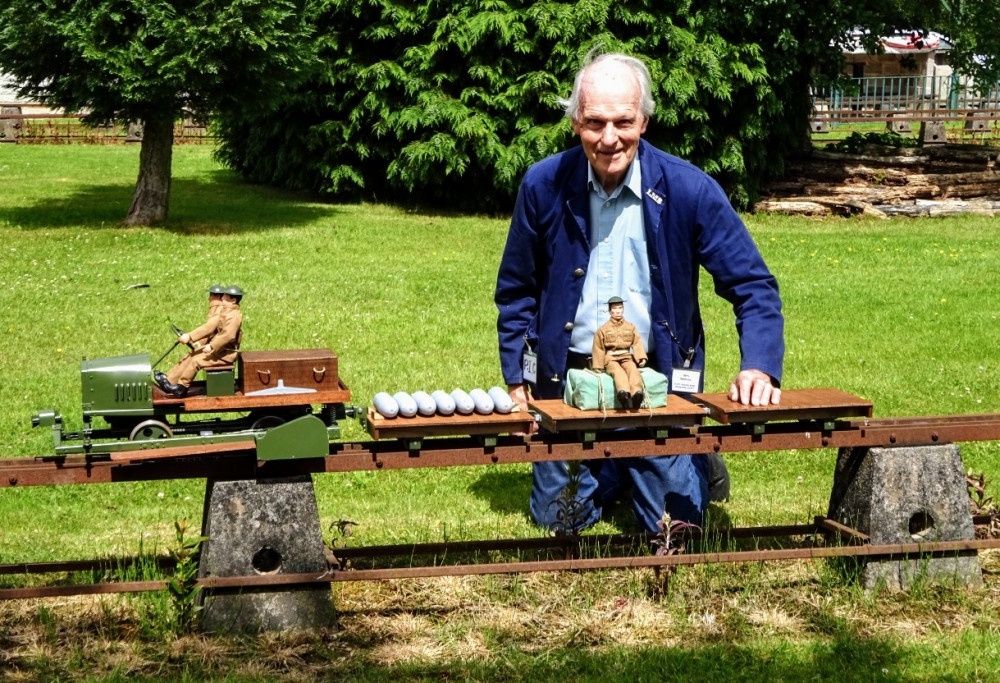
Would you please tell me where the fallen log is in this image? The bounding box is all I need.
[755,196,1000,218]
[753,197,888,217]
[759,143,1000,215]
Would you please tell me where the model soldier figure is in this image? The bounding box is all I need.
[207,283,225,317]
[155,285,244,397]
[591,296,648,409]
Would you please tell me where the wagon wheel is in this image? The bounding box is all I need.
[129,419,174,441]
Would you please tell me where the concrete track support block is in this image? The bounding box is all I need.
[828,445,981,590]
[198,475,336,634]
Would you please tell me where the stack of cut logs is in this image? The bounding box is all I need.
[755,144,1000,217]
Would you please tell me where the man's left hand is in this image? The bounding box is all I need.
[728,369,780,406]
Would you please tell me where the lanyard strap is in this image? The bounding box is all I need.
[659,320,700,369]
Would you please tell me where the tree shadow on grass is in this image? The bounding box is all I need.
[1,175,338,233]
[350,630,913,681]
[468,469,532,517]
[467,468,715,535]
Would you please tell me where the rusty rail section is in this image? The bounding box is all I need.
[3,413,1000,488]
[3,413,998,601]
[3,517,999,601]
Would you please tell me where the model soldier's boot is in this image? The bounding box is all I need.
[631,391,644,410]
[616,390,631,408]
[154,373,188,397]
[162,380,188,397]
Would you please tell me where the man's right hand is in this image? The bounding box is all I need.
[728,369,781,406]
[508,384,538,435]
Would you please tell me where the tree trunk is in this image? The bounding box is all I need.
[125,115,174,226]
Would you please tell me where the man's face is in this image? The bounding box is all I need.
[209,293,222,305]
[571,64,648,193]
[609,303,624,321]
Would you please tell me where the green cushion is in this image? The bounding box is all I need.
[563,367,669,410]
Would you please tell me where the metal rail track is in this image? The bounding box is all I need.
[3,414,1000,488]
[2,517,998,601]
[2,413,998,601]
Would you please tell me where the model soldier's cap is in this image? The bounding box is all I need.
[607,296,624,306]
[208,284,226,294]
[225,285,245,299]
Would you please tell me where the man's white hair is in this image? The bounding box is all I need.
[558,51,655,121]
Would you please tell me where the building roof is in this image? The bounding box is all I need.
[843,30,953,55]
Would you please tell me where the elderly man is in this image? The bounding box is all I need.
[495,52,784,532]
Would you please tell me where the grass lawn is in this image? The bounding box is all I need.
[0,143,999,680]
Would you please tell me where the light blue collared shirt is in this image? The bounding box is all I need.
[569,159,654,355]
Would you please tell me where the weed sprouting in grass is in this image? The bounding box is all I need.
[110,540,175,640]
[967,471,994,513]
[967,471,1000,538]
[35,604,58,643]
[650,512,700,598]
[547,461,589,545]
[651,513,700,558]
[166,517,207,635]
[327,519,359,554]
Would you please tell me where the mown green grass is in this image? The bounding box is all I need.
[1,144,999,679]
[814,119,1000,144]
[1,144,997,545]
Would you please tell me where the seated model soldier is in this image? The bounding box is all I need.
[207,282,225,317]
[591,296,648,410]
[154,285,244,397]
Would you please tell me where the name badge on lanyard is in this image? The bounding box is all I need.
[522,349,537,384]
[658,320,702,394]
[671,368,701,393]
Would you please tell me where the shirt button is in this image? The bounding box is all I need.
[564,322,574,331]
[573,268,585,278]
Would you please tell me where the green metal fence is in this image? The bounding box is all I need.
[812,74,1000,114]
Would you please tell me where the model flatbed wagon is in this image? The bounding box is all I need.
[32,348,354,458]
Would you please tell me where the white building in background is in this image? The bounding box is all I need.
[0,72,60,113]
[0,72,21,103]
[833,30,999,110]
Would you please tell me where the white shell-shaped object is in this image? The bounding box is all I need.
[431,390,456,416]
[373,392,399,418]
[393,392,418,418]
[410,390,437,417]
[488,386,516,414]
[450,388,475,415]
[468,388,495,414]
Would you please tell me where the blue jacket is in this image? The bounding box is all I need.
[495,140,784,399]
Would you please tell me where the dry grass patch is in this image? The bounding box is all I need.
[1,566,1000,680]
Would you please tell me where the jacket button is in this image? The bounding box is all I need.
[573,268,585,278]
[564,322,574,331]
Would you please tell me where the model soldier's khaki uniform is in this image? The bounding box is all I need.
[166,300,243,387]
[592,317,648,396]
